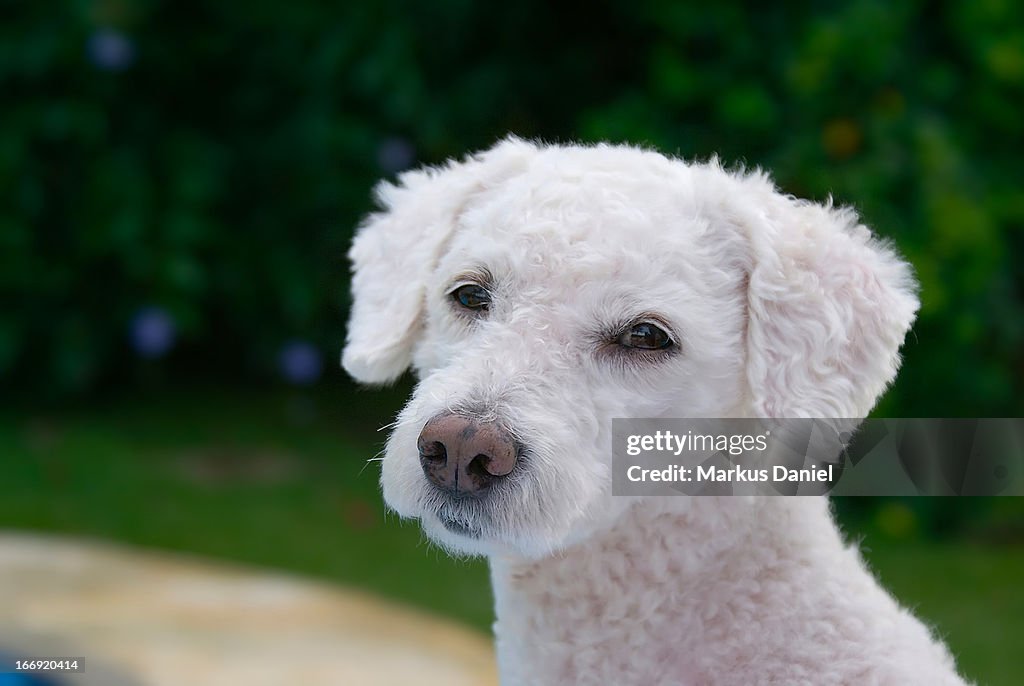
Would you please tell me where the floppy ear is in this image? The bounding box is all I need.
[342,137,535,384]
[730,172,919,417]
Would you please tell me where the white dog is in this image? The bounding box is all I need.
[343,138,969,685]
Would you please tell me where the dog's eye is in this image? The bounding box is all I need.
[451,284,491,312]
[618,322,673,350]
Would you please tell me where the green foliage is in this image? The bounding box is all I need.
[2,0,1022,413]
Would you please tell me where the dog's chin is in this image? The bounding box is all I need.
[422,509,604,560]
[421,514,495,557]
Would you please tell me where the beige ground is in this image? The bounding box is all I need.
[0,531,497,685]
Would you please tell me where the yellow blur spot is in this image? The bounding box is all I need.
[822,119,862,159]
[876,501,918,539]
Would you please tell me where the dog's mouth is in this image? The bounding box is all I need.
[421,476,503,542]
[437,514,482,539]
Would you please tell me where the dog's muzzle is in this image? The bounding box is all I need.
[417,413,518,498]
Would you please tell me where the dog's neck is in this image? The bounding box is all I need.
[487,496,841,683]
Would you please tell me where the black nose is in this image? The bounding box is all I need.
[417,413,518,497]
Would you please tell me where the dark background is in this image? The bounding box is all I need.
[1,1,1022,684]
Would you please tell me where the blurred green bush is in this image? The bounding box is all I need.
[2,0,1022,413]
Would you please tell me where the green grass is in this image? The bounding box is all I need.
[860,542,1024,685]
[1,388,1021,685]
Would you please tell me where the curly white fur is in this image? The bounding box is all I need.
[343,138,968,685]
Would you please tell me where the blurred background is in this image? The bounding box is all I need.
[1,0,1022,684]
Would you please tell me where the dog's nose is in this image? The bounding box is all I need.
[417,413,518,497]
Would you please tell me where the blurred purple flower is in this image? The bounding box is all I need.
[129,307,176,359]
[278,340,323,386]
[86,29,136,72]
[376,137,415,174]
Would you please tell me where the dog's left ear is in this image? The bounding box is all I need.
[343,137,535,384]
[728,172,920,417]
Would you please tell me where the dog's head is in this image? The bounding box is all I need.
[343,138,918,557]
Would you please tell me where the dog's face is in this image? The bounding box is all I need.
[343,139,918,558]
[377,160,751,556]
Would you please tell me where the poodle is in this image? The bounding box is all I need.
[342,138,969,685]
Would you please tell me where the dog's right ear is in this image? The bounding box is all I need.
[342,137,535,384]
